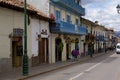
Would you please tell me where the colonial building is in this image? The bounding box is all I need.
[94,24,106,53]
[81,18,96,56]
[49,0,87,63]
[106,28,116,50]
[27,0,53,64]
[0,0,50,73]
[82,18,108,56]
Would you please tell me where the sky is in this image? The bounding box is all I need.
[81,0,120,31]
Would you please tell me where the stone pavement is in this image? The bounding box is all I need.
[0,51,113,80]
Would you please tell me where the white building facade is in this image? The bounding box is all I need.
[0,0,50,73]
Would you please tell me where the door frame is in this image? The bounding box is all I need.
[38,36,49,64]
[11,36,23,67]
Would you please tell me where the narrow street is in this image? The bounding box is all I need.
[26,51,120,80]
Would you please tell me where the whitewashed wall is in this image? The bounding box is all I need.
[31,18,49,57]
[31,19,39,57]
[0,7,24,58]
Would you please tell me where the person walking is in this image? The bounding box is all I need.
[75,49,80,60]
[71,49,76,61]
[71,49,80,61]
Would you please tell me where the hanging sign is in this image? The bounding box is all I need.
[41,29,48,38]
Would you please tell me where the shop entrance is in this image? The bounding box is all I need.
[12,37,23,67]
[66,43,71,60]
[83,43,86,56]
[55,38,63,62]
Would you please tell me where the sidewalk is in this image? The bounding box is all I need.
[0,51,113,80]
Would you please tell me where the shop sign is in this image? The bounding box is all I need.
[41,34,48,38]
[41,29,48,38]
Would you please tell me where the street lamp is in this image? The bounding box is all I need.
[23,0,29,75]
[116,4,120,14]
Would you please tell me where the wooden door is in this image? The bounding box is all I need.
[83,43,86,56]
[46,39,49,63]
[39,38,45,63]
[66,43,71,60]
[12,37,22,67]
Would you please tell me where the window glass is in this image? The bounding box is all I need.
[66,15,71,23]
[55,10,61,21]
[117,45,120,49]
[76,19,79,25]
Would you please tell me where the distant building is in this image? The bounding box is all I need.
[106,28,116,50]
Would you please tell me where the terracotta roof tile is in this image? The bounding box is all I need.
[0,0,50,21]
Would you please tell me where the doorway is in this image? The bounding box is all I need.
[38,38,49,64]
[55,38,62,62]
[83,43,86,56]
[12,37,23,67]
[66,43,71,60]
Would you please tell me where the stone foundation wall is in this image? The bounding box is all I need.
[0,58,12,73]
[0,58,32,74]
[31,56,39,67]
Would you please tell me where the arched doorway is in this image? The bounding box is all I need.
[75,38,79,50]
[66,37,71,60]
[55,37,63,62]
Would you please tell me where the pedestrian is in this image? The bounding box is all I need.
[71,49,76,61]
[75,49,80,60]
[71,49,80,61]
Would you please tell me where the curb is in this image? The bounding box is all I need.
[19,51,113,80]
[19,58,89,80]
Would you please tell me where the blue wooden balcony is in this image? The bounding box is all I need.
[50,20,87,35]
[96,35,105,42]
[96,35,99,41]
[77,25,87,35]
[50,0,85,16]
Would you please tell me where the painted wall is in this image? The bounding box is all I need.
[31,18,49,57]
[0,7,50,73]
[50,5,80,24]
[0,7,27,73]
[0,7,24,58]
[50,34,83,63]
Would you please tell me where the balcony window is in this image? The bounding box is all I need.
[55,10,61,21]
[74,0,81,5]
[74,0,77,3]
[51,0,85,16]
[76,19,79,25]
[66,15,71,23]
